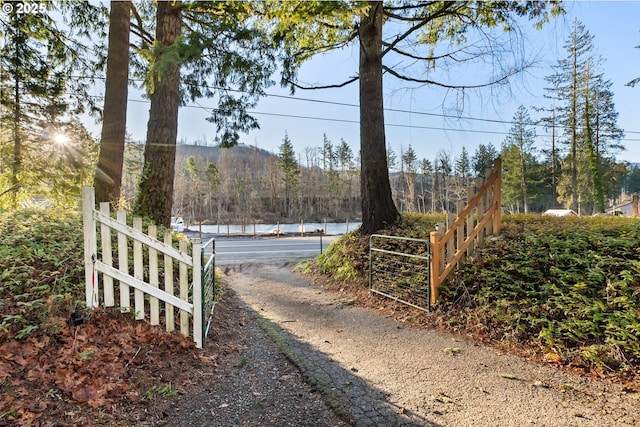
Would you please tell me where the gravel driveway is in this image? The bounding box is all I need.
[226,262,639,427]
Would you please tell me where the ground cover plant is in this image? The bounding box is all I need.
[442,214,640,382]
[310,213,640,386]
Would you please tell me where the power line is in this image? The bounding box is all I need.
[115,96,640,142]
[77,75,640,136]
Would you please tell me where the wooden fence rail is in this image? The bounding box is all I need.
[82,187,204,348]
[429,158,502,305]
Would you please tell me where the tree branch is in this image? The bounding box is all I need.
[382,2,460,58]
[285,75,359,91]
[382,64,518,89]
[129,3,154,45]
[384,2,439,13]
[0,185,21,198]
[384,43,480,63]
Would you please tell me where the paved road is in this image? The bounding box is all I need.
[188,235,340,264]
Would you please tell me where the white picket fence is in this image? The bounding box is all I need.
[82,187,205,348]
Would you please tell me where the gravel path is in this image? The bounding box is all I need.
[226,262,639,427]
[156,279,348,427]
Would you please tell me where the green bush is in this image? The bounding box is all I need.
[441,214,640,374]
[0,209,85,339]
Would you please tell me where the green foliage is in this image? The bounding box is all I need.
[144,383,177,400]
[314,213,443,282]
[235,356,250,368]
[501,105,538,213]
[0,2,105,209]
[278,132,299,216]
[177,1,280,146]
[0,204,204,343]
[315,232,367,282]
[441,215,640,375]
[544,20,624,213]
[0,209,85,339]
[472,143,499,178]
[626,166,640,194]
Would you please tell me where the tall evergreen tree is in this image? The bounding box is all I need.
[401,144,418,212]
[472,143,498,178]
[135,0,182,227]
[584,96,604,213]
[321,134,335,173]
[0,1,105,208]
[626,166,640,194]
[545,20,594,211]
[134,1,280,225]
[455,146,471,186]
[278,132,299,217]
[267,0,562,233]
[545,20,623,213]
[502,105,537,213]
[419,158,434,213]
[95,0,131,204]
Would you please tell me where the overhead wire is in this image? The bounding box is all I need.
[76,74,640,140]
[94,94,640,142]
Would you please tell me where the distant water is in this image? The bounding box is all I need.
[187,222,361,236]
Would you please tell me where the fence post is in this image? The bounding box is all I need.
[82,187,98,308]
[192,239,203,348]
[429,225,443,306]
[493,157,502,234]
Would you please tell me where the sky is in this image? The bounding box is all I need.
[96,1,640,166]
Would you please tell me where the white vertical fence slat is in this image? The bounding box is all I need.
[82,188,98,308]
[164,233,175,332]
[179,239,189,337]
[100,202,115,307]
[117,210,130,312]
[148,225,160,326]
[81,187,205,348]
[133,217,145,321]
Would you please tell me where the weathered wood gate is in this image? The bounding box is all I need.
[82,187,214,348]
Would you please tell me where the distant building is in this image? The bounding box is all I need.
[606,195,639,217]
[543,209,579,217]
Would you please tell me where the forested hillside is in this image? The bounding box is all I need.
[115,140,638,226]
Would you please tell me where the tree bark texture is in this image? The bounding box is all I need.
[358,1,399,234]
[95,0,130,204]
[136,1,182,227]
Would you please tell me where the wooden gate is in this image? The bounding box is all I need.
[82,187,209,348]
[429,158,502,305]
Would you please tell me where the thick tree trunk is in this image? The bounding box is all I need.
[135,1,182,227]
[95,0,130,204]
[358,1,399,234]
